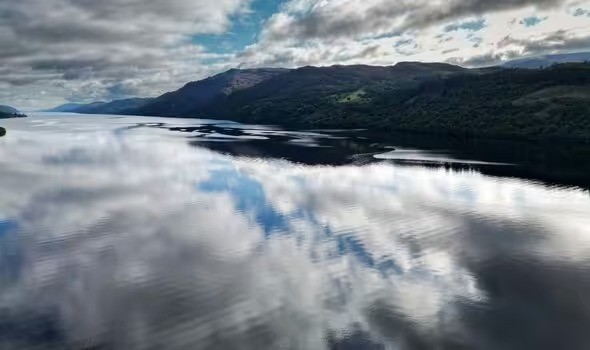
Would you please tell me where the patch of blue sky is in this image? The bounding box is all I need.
[198,167,408,273]
[444,18,486,33]
[520,16,548,27]
[0,219,18,238]
[192,0,286,54]
[0,219,21,284]
[336,232,376,267]
[332,228,405,276]
[198,168,290,237]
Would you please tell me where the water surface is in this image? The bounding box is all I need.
[1,113,590,350]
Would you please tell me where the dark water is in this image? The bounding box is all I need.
[1,113,590,350]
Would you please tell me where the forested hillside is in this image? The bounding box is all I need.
[52,62,590,141]
[218,63,590,140]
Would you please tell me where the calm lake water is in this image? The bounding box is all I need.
[1,113,590,350]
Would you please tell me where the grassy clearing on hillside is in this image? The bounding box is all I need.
[338,90,370,104]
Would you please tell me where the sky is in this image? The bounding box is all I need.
[1,0,590,109]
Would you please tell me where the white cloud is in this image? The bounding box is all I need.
[238,0,590,68]
[0,0,251,108]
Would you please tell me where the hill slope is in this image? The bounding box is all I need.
[214,63,590,140]
[133,68,289,117]
[76,98,152,115]
[49,62,590,140]
[213,63,468,123]
[48,98,152,115]
[45,103,92,113]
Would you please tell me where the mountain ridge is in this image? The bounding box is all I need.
[47,61,590,141]
[46,98,152,115]
[133,68,289,118]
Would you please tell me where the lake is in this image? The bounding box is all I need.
[1,113,590,350]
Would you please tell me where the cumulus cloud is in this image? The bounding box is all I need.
[0,0,250,108]
[450,19,590,66]
[259,0,564,43]
[238,0,590,69]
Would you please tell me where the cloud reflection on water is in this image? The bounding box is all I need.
[0,116,590,349]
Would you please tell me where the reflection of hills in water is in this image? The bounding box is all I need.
[141,123,380,165]
[132,122,590,189]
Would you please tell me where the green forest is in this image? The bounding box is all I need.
[58,62,590,141]
[222,63,590,141]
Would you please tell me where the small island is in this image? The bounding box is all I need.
[0,105,27,119]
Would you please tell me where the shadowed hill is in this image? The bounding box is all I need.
[133,68,289,117]
[0,105,27,118]
[206,63,468,120]
[49,62,590,140]
[47,98,152,115]
[210,63,590,140]
[45,103,92,113]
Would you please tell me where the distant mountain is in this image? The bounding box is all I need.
[74,98,152,115]
[504,52,590,69]
[47,98,152,115]
[45,102,98,113]
[0,105,26,118]
[47,63,460,117]
[52,68,288,118]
